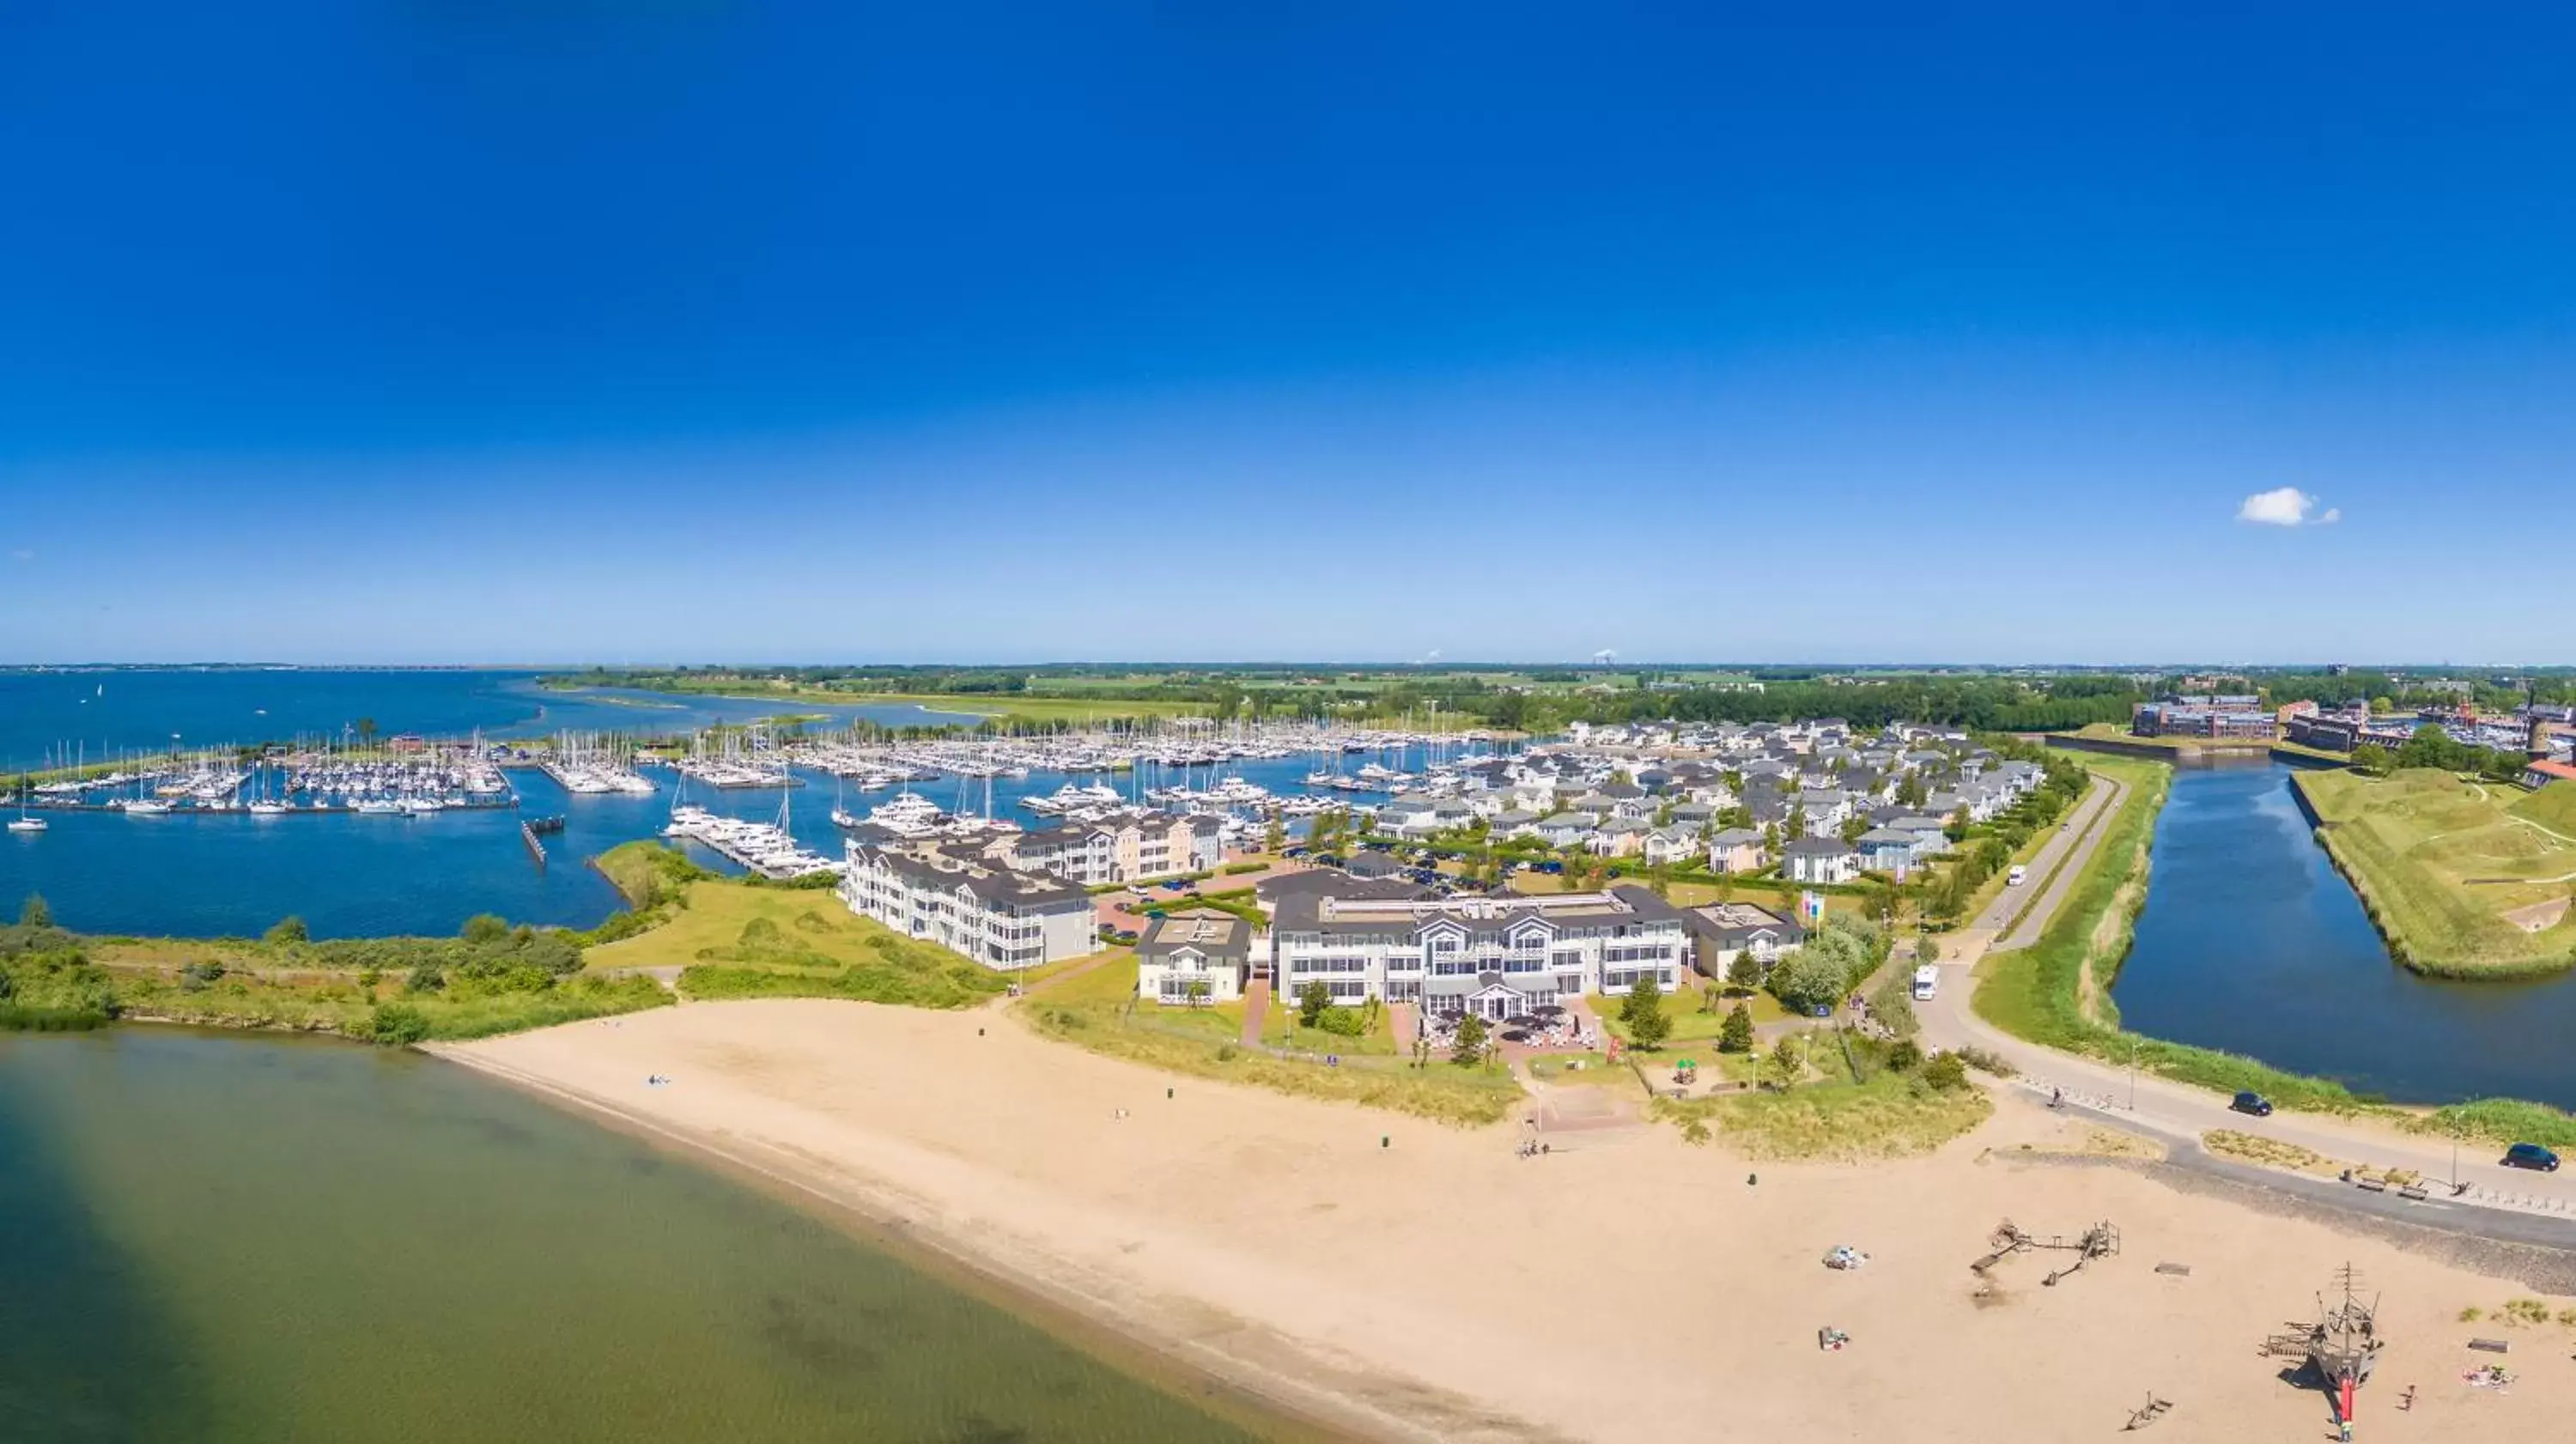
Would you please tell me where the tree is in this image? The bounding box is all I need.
[354,718,380,749]
[1839,813,1871,846]
[1296,980,1333,1028]
[1452,1012,1488,1065]
[406,962,445,994]
[1263,818,1285,856]
[1717,1002,1755,1053]
[264,916,308,945]
[1920,1051,1970,1091]
[460,913,509,945]
[1762,1035,1805,1089]
[1767,945,1850,1015]
[1620,975,1671,1050]
[1916,935,1940,966]
[1185,978,1212,1008]
[18,894,50,928]
[1726,950,1764,992]
[1886,1038,1923,1071]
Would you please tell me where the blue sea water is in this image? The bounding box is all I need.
[0,667,981,766]
[0,669,1429,939]
[2110,761,2576,1108]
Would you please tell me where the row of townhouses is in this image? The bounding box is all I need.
[1009,809,1224,885]
[837,839,1097,971]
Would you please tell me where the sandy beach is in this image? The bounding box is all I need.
[446,999,2575,1443]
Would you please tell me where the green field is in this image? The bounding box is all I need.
[2295,770,2576,976]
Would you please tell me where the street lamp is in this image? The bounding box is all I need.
[2128,1034,2139,1112]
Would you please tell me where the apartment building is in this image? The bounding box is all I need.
[838,839,1096,971]
[1268,884,1688,1020]
[1011,809,1224,885]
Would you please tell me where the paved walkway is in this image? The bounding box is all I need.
[1922,769,2576,1231]
[1239,975,1271,1047]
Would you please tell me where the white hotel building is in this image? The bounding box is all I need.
[1267,883,1689,1021]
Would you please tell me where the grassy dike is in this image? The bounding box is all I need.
[2292,769,2576,980]
[1971,758,2576,1148]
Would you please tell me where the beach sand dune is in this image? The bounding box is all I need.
[448,1000,2573,1442]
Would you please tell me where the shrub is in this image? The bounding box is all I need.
[1886,1038,1924,1072]
[264,916,309,945]
[406,962,445,994]
[1921,1052,1971,1091]
[460,913,509,944]
[1315,1004,1366,1038]
[370,1002,431,1047]
[1953,1045,2018,1078]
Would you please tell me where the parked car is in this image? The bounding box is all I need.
[2230,1091,2274,1118]
[2502,1143,2561,1172]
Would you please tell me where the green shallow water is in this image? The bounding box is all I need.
[0,1028,1279,1443]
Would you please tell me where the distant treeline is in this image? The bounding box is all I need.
[547,663,2576,735]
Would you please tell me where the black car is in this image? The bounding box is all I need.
[2503,1143,2561,1172]
[2230,1091,2273,1117]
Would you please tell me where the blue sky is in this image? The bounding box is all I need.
[3,4,2570,665]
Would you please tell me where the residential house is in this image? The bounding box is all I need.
[1705,828,1769,874]
[1684,901,1807,981]
[1135,908,1254,1004]
[1780,837,1861,885]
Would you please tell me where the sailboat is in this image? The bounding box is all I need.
[8,776,44,833]
[829,772,859,829]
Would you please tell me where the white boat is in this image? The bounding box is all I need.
[247,800,290,816]
[7,816,45,834]
[123,798,173,816]
[350,798,405,816]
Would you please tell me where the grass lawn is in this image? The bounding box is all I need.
[2296,768,2576,976]
[1015,958,1518,1125]
[1526,1052,1633,1087]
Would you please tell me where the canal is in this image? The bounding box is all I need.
[2109,760,2576,1110]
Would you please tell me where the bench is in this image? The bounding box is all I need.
[2354,1177,2388,1192]
[2469,1338,2509,1355]
[2397,1185,2429,1202]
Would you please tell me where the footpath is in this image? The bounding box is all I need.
[1918,768,2576,1233]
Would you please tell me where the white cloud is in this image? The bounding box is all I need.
[7,549,31,562]
[2237,487,2339,527]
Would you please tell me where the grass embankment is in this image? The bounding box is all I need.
[2294,770,2576,979]
[1651,1059,1991,1162]
[1973,762,2576,1149]
[1014,956,1522,1126]
[586,865,1012,1010]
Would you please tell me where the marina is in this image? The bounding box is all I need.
[0,672,1497,937]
